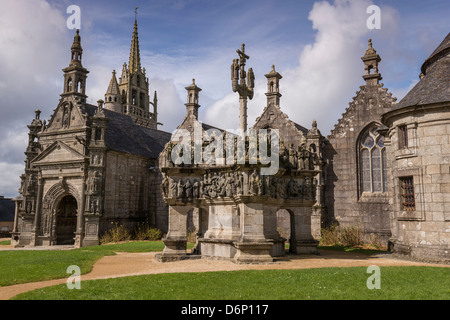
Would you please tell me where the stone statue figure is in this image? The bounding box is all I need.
[235,172,243,195]
[185,179,193,198]
[161,174,169,197]
[170,178,177,198]
[225,173,235,197]
[249,169,263,196]
[287,178,301,198]
[177,179,184,199]
[193,179,200,198]
[288,144,297,169]
[26,201,32,214]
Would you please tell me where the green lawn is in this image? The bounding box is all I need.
[12,266,450,300]
[2,241,449,300]
[0,241,167,287]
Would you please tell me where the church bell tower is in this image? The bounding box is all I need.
[61,29,89,102]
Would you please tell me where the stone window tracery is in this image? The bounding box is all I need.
[359,126,387,194]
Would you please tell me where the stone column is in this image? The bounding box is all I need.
[75,179,86,248]
[263,205,285,257]
[158,205,189,261]
[290,206,319,254]
[234,200,273,264]
[239,96,248,132]
[31,175,43,246]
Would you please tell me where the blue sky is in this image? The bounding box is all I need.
[0,0,448,197]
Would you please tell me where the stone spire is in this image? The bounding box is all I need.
[106,70,120,95]
[184,79,202,120]
[361,38,382,85]
[128,13,141,74]
[104,70,122,113]
[265,65,282,108]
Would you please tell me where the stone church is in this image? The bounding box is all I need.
[12,19,171,247]
[11,16,449,263]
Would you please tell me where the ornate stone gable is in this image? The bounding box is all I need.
[45,97,89,133]
[31,141,85,167]
[253,102,308,150]
[329,83,397,139]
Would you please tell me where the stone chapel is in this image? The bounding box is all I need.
[12,19,170,247]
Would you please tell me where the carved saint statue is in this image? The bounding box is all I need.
[161,174,169,198]
[249,169,263,196]
[185,179,193,198]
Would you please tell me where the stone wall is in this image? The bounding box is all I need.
[102,151,161,234]
[385,104,450,262]
[324,83,395,243]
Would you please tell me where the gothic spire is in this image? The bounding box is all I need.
[128,11,141,74]
[106,70,120,95]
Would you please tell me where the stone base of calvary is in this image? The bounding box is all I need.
[156,165,320,264]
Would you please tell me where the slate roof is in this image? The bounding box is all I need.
[0,197,15,222]
[293,122,309,135]
[393,32,450,110]
[85,104,172,159]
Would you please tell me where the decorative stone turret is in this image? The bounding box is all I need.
[265,65,282,108]
[184,79,202,120]
[61,29,89,102]
[361,38,382,86]
[104,70,122,113]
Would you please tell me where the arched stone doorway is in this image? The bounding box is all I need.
[276,209,296,253]
[55,195,78,245]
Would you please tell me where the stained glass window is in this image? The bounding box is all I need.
[360,126,387,194]
[361,149,371,192]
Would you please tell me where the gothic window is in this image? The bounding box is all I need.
[359,126,387,194]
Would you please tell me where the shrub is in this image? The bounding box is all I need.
[100,223,131,244]
[146,227,163,241]
[320,224,363,247]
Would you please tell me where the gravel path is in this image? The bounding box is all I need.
[1,248,447,300]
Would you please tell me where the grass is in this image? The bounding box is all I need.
[2,240,448,300]
[0,241,170,287]
[12,266,450,300]
[0,240,11,246]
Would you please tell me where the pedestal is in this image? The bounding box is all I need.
[157,237,188,262]
[82,215,99,247]
[234,241,273,264]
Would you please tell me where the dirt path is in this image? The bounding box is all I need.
[1,249,448,300]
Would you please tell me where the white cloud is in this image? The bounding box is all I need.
[202,0,400,135]
[0,0,68,197]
